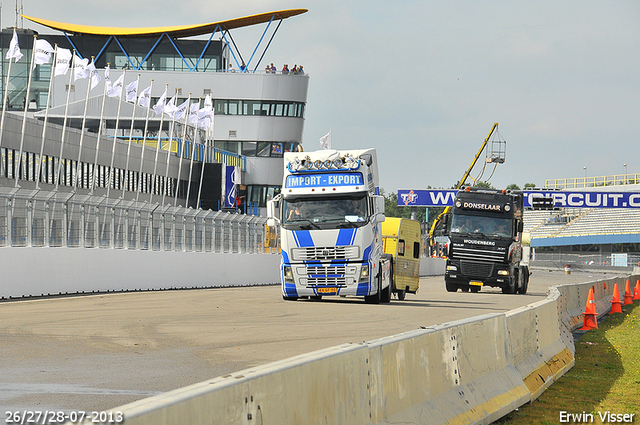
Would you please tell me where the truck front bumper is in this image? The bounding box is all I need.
[445,260,511,289]
[282,261,373,298]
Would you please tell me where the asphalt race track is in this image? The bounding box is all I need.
[0,269,609,412]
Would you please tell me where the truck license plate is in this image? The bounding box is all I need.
[469,281,483,287]
[318,287,338,294]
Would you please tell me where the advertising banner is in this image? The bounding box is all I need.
[397,189,640,209]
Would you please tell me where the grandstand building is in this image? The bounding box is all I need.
[524,179,640,268]
[0,9,308,212]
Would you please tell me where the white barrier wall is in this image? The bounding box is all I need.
[419,256,446,276]
[0,247,281,299]
[84,274,632,425]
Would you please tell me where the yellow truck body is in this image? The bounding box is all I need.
[382,217,421,298]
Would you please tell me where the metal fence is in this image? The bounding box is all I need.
[0,188,273,254]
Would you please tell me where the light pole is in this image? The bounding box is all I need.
[583,166,587,187]
[624,163,627,184]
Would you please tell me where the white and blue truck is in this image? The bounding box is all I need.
[267,148,392,303]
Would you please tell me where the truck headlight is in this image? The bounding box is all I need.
[359,264,370,282]
[284,266,294,283]
[497,270,509,276]
[446,265,458,271]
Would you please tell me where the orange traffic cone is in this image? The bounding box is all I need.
[610,283,623,314]
[580,287,598,330]
[633,280,640,301]
[623,280,633,305]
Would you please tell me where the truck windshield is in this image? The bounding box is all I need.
[282,195,369,229]
[450,214,512,238]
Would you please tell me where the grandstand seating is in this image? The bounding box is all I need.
[524,208,640,242]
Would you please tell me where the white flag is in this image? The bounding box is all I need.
[173,99,189,121]
[189,101,200,125]
[198,115,212,130]
[6,29,23,61]
[197,94,214,129]
[73,55,89,81]
[87,59,101,90]
[107,73,124,98]
[104,65,111,92]
[153,88,167,115]
[54,47,72,76]
[319,130,332,150]
[137,85,152,108]
[33,39,54,68]
[125,80,138,103]
[163,95,177,118]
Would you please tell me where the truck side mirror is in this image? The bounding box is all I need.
[373,195,385,214]
[266,196,281,227]
[374,213,386,224]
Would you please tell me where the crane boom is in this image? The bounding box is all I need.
[428,123,499,247]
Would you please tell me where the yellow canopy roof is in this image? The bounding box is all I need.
[22,9,307,38]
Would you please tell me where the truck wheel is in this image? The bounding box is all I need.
[365,273,382,304]
[282,295,298,301]
[517,267,529,294]
[396,290,406,301]
[502,273,517,294]
[445,279,458,293]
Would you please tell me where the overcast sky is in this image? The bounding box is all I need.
[11,0,640,194]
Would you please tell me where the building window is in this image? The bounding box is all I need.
[246,184,281,208]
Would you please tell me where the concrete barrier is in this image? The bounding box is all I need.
[419,256,446,276]
[0,247,280,299]
[82,274,634,425]
[96,344,371,425]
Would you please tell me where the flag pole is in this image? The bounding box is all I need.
[136,79,153,202]
[90,64,110,194]
[174,93,191,205]
[149,84,167,204]
[73,56,96,191]
[185,97,201,207]
[162,91,177,205]
[14,34,37,187]
[196,135,207,210]
[54,50,76,190]
[34,44,58,188]
[121,73,140,199]
[106,69,126,199]
[196,100,213,210]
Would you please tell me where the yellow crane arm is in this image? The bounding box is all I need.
[428,123,499,242]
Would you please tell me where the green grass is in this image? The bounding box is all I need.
[495,302,640,424]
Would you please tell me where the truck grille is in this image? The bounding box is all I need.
[308,277,348,286]
[460,261,494,278]
[306,266,346,276]
[293,246,359,261]
[305,266,348,286]
[453,246,505,262]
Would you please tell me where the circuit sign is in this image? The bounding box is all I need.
[397,189,640,209]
